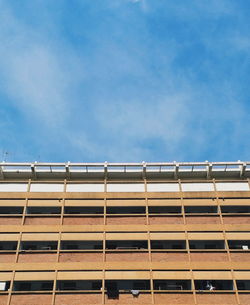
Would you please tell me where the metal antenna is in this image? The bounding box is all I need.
[2,150,9,162]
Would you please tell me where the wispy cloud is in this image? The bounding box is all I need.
[0,0,249,162]
[0,3,84,127]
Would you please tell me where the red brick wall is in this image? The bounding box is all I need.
[10,294,52,305]
[63,217,103,225]
[18,253,57,263]
[196,293,237,304]
[0,217,22,225]
[59,252,103,262]
[154,293,194,304]
[105,252,149,262]
[24,217,60,225]
[0,295,8,305]
[190,252,229,262]
[149,216,183,225]
[106,217,146,225]
[185,216,221,224]
[239,293,250,305]
[0,253,16,263]
[230,252,250,262]
[222,216,250,224]
[55,293,102,304]
[151,252,189,262]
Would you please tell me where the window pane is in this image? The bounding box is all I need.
[147,183,179,192]
[67,184,104,192]
[216,182,249,191]
[30,184,64,192]
[107,184,145,192]
[0,183,27,192]
[182,183,214,192]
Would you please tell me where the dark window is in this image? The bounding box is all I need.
[106,207,145,214]
[57,280,102,291]
[154,280,191,290]
[221,206,250,213]
[106,240,148,250]
[195,280,234,291]
[92,281,102,290]
[185,206,217,214]
[41,282,54,290]
[61,241,103,250]
[60,281,76,290]
[228,240,250,250]
[151,240,186,250]
[189,240,225,250]
[0,241,17,250]
[21,241,58,251]
[26,207,61,214]
[64,207,103,214]
[0,207,23,214]
[149,206,181,214]
[105,280,150,291]
[19,282,31,291]
[237,280,250,290]
[14,281,53,291]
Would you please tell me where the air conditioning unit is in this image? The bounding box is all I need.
[0,282,6,291]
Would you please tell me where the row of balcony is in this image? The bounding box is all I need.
[0,181,249,192]
[1,279,250,292]
[1,240,249,251]
[1,205,250,214]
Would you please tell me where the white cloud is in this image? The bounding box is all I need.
[0,2,83,127]
[0,1,249,162]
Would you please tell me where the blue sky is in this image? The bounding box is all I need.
[0,0,249,162]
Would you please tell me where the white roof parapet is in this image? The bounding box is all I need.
[0,161,249,180]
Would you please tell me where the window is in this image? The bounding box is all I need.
[107,184,145,192]
[154,280,191,290]
[13,281,54,291]
[41,282,54,290]
[30,184,64,192]
[107,206,145,214]
[67,184,104,192]
[57,280,102,291]
[0,183,27,192]
[105,280,150,291]
[185,206,217,214]
[182,183,214,192]
[20,241,58,251]
[0,241,17,251]
[0,206,23,214]
[151,240,186,249]
[221,206,250,214]
[26,207,61,214]
[228,240,250,250]
[106,240,148,250]
[61,241,103,250]
[237,280,250,290]
[147,183,179,192]
[149,206,181,214]
[189,240,225,249]
[64,206,103,214]
[216,182,249,191]
[195,280,234,291]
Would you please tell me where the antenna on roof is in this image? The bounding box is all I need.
[2,150,9,162]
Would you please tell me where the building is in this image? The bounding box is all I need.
[0,161,249,305]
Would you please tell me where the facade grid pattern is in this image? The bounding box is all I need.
[0,163,249,304]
